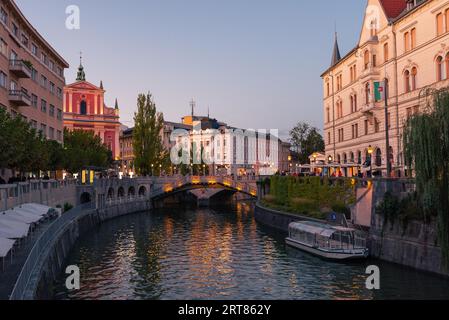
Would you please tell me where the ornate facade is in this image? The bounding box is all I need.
[63,62,121,160]
[322,0,449,177]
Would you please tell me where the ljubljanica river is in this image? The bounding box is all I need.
[54,202,449,300]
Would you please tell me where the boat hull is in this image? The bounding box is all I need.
[286,238,369,261]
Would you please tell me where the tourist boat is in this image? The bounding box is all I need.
[286,221,369,261]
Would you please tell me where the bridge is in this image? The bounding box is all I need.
[77,175,258,209]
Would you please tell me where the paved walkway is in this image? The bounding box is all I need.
[0,218,56,300]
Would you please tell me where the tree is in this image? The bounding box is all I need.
[289,122,325,164]
[133,93,167,176]
[404,88,449,268]
[63,129,112,174]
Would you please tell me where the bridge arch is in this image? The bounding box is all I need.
[107,187,114,200]
[80,192,92,204]
[138,186,147,196]
[118,187,125,198]
[128,186,136,197]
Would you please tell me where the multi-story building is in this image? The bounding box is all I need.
[119,113,291,176]
[322,0,449,177]
[63,61,121,160]
[0,0,68,143]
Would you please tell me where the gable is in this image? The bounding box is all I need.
[358,0,391,47]
[65,81,102,92]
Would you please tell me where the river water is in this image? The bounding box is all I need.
[54,202,449,300]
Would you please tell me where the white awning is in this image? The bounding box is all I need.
[0,220,29,239]
[0,238,16,258]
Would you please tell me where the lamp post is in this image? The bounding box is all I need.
[151,164,154,177]
[368,145,374,178]
[328,155,333,177]
[202,164,206,176]
[159,164,162,177]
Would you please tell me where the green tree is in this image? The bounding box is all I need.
[63,129,112,174]
[289,122,325,164]
[404,88,449,268]
[133,93,166,176]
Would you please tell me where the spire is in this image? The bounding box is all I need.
[115,98,119,109]
[330,32,341,67]
[190,99,195,118]
[76,51,86,81]
[100,80,103,90]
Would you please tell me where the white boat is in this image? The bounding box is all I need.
[286,221,369,261]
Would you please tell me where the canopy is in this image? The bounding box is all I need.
[0,220,29,239]
[289,221,353,238]
[0,238,16,258]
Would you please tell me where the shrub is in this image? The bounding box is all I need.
[63,202,73,213]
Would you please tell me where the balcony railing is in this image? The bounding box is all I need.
[9,90,31,107]
[9,60,32,78]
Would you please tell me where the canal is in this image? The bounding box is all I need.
[54,202,449,300]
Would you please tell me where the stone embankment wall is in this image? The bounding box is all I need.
[28,200,151,299]
[254,202,325,233]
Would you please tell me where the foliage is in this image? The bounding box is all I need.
[63,202,74,213]
[63,128,112,174]
[133,93,167,176]
[403,88,449,268]
[289,122,325,164]
[262,176,356,220]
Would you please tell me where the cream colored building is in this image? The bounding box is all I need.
[322,0,449,177]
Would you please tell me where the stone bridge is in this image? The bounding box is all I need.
[76,176,258,209]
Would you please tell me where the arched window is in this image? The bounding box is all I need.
[350,152,355,163]
[404,70,411,93]
[375,149,382,167]
[411,67,417,91]
[343,153,347,164]
[365,82,371,104]
[350,96,354,113]
[357,151,362,165]
[437,56,444,81]
[437,13,444,36]
[337,154,341,164]
[80,100,87,115]
[445,53,449,81]
[364,50,370,69]
[353,94,357,112]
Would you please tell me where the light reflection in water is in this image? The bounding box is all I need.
[54,203,449,300]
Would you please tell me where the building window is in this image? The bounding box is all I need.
[353,94,357,112]
[49,104,55,117]
[57,130,62,141]
[80,100,87,115]
[41,75,47,88]
[383,42,389,62]
[31,43,38,56]
[327,132,331,145]
[31,68,38,81]
[41,99,47,113]
[404,31,410,52]
[49,127,54,140]
[12,22,19,37]
[40,124,47,137]
[372,54,377,67]
[411,67,417,90]
[437,56,445,81]
[411,28,416,49]
[57,108,62,120]
[437,13,444,36]
[31,94,37,108]
[49,82,55,95]
[0,38,6,57]
[21,33,29,47]
[374,119,380,133]
[404,70,411,93]
[364,50,369,69]
[326,107,330,123]
[364,119,369,135]
[57,87,62,99]
[365,82,371,104]
[0,8,7,24]
[0,71,6,88]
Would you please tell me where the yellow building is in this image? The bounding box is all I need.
[322,0,449,177]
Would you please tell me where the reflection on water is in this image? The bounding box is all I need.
[54,202,449,300]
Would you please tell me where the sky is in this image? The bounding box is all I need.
[16,0,366,139]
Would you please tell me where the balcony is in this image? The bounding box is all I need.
[361,102,375,115]
[9,90,31,107]
[9,60,32,78]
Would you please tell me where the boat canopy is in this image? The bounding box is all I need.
[289,221,353,238]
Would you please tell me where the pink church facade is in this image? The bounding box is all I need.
[63,63,121,160]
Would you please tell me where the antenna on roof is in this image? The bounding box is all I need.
[190,99,195,118]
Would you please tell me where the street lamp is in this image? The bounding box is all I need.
[203,164,206,176]
[159,164,162,177]
[151,164,154,176]
[368,145,374,178]
[328,155,333,177]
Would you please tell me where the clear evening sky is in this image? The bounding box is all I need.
[17,0,366,138]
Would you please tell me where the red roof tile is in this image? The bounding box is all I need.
[380,0,407,19]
